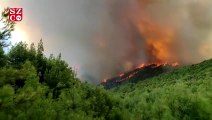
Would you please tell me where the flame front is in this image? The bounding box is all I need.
[129,3,178,63]
[99,0,185,81]
[138,22,175,62]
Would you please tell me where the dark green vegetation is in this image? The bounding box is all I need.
[112,59,212,119]
[0,9,126,120]
[1,8,212,120]
[0,31,126,120]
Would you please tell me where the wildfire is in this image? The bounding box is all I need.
[171,62,179,67]
[136,18,176,62]
[137,63,145,68]
[138,62,179,69]
[124,0,179,63]
[100,1,182,85]
[119,73,124,77]
[101,62,179,85]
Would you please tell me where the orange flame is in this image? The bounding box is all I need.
[127,2,178,63]
[137,20,176,62]
[138,63,145,68]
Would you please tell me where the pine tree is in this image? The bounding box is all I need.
[8,42,29,69]
[0,46,7,67]
[0,8,15,47]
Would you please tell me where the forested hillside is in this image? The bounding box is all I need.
[0,8,127,120]
[0,40,128,120]
[0,8,212,120]
[112,59,212,119]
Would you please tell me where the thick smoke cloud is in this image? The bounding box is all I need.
[1,0,212,83]
[83,0,212,83]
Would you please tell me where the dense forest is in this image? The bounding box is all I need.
[113,59,212,120]
[0,8,212,120]
[0,8,126,120]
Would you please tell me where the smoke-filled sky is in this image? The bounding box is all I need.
[0,0,212,83]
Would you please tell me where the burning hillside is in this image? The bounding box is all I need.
[79,0,212,83]
[94,0,181,82]
[101,62,179,89]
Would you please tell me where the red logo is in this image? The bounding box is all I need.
[9,8,23,22]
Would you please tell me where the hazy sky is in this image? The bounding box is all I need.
[0,0,212,83]
[0,0,108,82]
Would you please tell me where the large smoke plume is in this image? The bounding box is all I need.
[82,0,212,83]
[1,0,212,83]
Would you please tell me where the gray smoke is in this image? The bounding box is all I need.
[0,0,212,83]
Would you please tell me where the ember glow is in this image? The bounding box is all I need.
[90,0,212,83]
[138,64,145,69]
[103,62,178,83]
[101,62,180,87]
[99,0,182,82]
[1,0,212,83]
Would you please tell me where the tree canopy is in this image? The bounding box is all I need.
[0,8,15,47]
[0,8,212,120]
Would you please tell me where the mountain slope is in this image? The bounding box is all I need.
[102,63,177,89]
[111,59,212,119]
